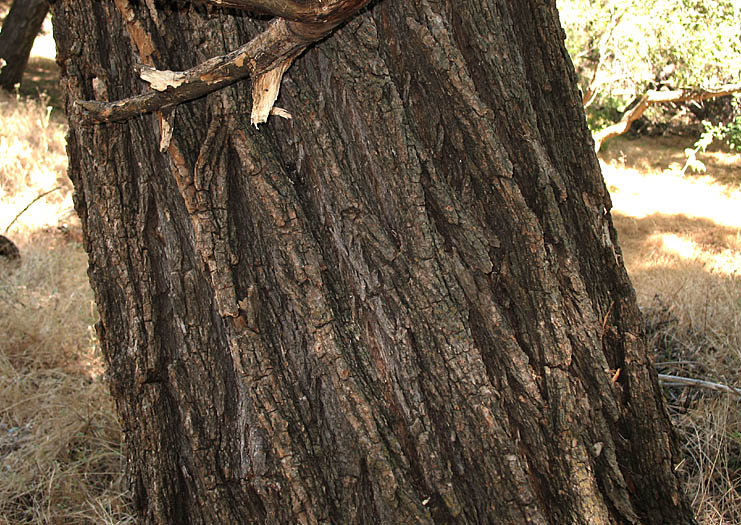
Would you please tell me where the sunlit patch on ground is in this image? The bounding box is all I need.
[602,135,741,277]
[601,135,740,524]
[0,89,71,238]
[602,136,740,342]
[654,232,741,275]
[603,163,741,229]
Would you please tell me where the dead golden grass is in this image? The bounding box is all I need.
[0,90,134,522]
[0,90,70,234]
[601,135,741,524]
[0,243,134,523]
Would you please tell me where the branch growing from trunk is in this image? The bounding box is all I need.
[202,0,358,23]
[593,83,741,152]
[74,0,371,125]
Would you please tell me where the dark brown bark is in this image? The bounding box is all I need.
[53,0,696,523]
[203,0,373,26]
[0,235,20,261]
[0,0,49,90]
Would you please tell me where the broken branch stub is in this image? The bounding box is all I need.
[139,66,188,92]
[251,55,295,127]
[74,0,372,125]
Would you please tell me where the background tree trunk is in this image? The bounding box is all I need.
[0,0,48,90]
[53,0,695,523]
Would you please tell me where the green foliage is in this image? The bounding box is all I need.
[558,0,741,131]
[723,95,741,150]
[585,95,623,132]
[684,121,723,173]
[684,96,741,172]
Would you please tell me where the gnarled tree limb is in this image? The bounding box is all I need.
[593,83,741,152]
[74,0,371,125]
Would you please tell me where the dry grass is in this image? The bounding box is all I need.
[0,90,70,234]
[602,135,741,524]
[0,84,134,522]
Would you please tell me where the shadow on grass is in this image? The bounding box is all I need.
[601,135,741,188]
[613,212,741,259]
[611,210,740,382]
[17,56,64,114]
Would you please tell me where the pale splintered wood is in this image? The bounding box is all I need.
[251,57,294,127]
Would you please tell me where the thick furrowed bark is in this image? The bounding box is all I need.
[54,0,695,523]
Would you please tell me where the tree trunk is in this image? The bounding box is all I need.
[0,0,49,90]
[52,1,696,523]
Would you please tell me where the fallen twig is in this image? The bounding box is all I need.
[3,186,63,234]
[658,373,741,398]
